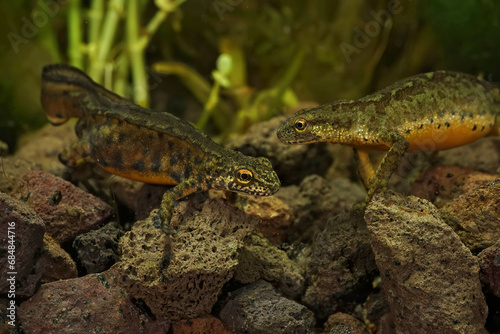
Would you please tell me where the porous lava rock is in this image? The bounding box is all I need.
[365,191,488,334]
[220,280,315,334]
[14,170,112,244]
[113,198,259,320]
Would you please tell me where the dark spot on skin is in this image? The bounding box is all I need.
[405,129,411,134]
[168,141,174,150]
[451,110,456,116]
[117,120,123,126]
[132,161,145,172]
[469,113,473,118]
[55,112,63,119]
[151,151,162,172]
[184,165,192,179]
[461,114,465,121]
[479,195,485,201]
[363,138,368,141]
[445,122,450,128]
[481,125,485,131]
[113,152,123,169]
[105,135,113,147]
[437,124,441,129]
[185,150,192,160]
[144,146,150,156]
[430,118,434,124]
[446,173,453,178]
[189,179,196,187]
[197,174,204,184]
[419,124,424,129]
[118,132,127,144]
[170,171,181,183]
[194,155,202,165]
[472,125,477,131]
[100,157,108,167]
[170,153,179,166]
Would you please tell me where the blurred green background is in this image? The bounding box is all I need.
[0,0,499,151]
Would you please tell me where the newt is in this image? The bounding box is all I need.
[41,64,280,231]
[277,71,500,200]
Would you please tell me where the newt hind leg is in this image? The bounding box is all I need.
[364,130,409,203]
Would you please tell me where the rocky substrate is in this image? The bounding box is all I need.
[1,119,499,333]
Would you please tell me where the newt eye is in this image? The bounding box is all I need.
[294,118,307,132]
[235,168,253,185]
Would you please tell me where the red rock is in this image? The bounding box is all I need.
[15,170,112,244]
[410,165,500,206]
[0,193,45,298]
[172,316,233,334]
[18,273,164,334]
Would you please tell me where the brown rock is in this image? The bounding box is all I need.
[410,165,500,207]
[234,232,305,298]
[440,178,500,251]
[365,191,488,334]
[114,198,259,320]
[0,193,45,298]
[220,280,315,334]
[17,234,78,297]
[239,195,291,244]
[228,116,334,186]
[0,157,40,195]
[14,122,77,177]
[18,273,163,334]
[172,316,233,334]
[478,240,500,298]
[302,211,377,320]
[276,175,366,243]
[15,170,113,244]
[435,137,500,174]
[323,312,370,334]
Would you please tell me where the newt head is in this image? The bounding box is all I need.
[277,103,354,144]
[211,153,280,196]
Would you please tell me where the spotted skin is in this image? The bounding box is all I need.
[277,71,500,201]
[41,64,280,231]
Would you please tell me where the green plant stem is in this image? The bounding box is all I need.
[68,0,83,69]
[88,0,104,65]
[113,53,130,97]
[127,0,149,107]
[89,0,124,84]
[196,82,221,130]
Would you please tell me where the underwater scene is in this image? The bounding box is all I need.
[1,0,500,333]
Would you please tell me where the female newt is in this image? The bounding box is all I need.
[41,64,280,231]
[277,71,499,200]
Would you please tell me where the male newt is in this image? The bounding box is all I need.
[41,64,280,231]
[277,71,500,200]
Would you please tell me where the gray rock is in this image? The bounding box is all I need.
[365,191,488,334]
[220,280,315,334]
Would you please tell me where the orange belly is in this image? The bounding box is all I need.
[100,165,178,185]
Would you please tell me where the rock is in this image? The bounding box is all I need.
[73,222,124,274]
[302,212,377,320]
[276,175,366,243]
[410,165,500,207]
[234,232,305,298]
[220,280,315,334]
[440,178,500,251]
[365,191,488,334]
[478,240,500,298]
[17,234,78,298]
[323,312,370,334]
[0,298,17,333]
[18,273,165,334]
[0,193,45,298]
[14,170,113,244]
[172,316,234,334]
[114,198,259,320]
[134,183,171,220]
[0,157,40,195]
[228,116,334,185]
[352,291,389,333]
[435,137,500,174]
[14,122,77,177]
[238,195,291,244]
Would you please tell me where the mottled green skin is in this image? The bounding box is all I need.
[41,64,280,231]
[277,71,500,201]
